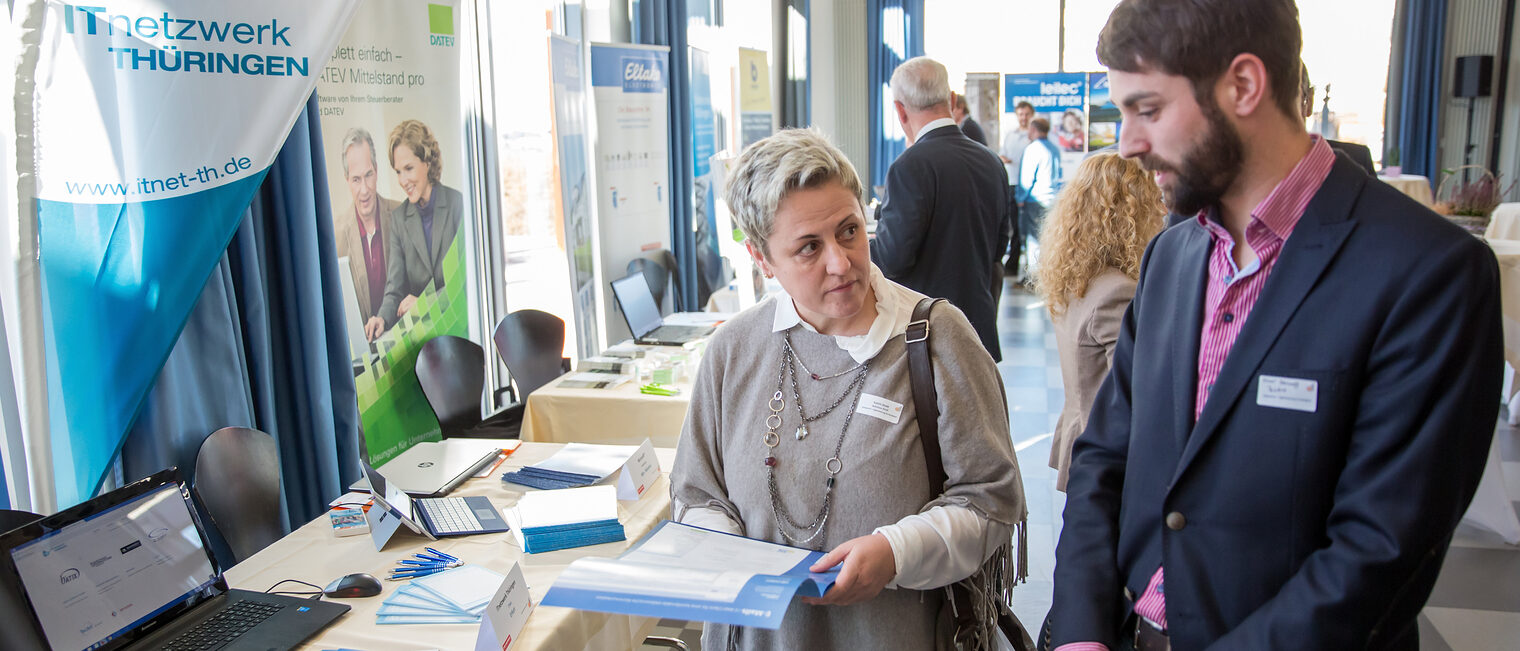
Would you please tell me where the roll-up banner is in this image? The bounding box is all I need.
[736,47,773,149]
[1004,72,1088,180]
[314,0,469,466]
[589,42,671,345]
[549,35,600,360]
[1088,72,1120,152]
[28,0,357,506]
[690,47,723,297]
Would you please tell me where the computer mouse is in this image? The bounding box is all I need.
[324,572,383,598]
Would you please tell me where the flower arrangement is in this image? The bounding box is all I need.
[1433,166,1516,235]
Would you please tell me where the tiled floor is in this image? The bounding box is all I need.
[644,280,1520,649]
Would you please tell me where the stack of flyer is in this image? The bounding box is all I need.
[504,485,625,553]
[375,565,503,625]
[502,441,645,490]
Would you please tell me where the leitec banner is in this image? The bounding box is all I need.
[1005,72,1088,178]
[549,35,600,359]
[30,0,357,506]
[737,47,773,148]
[590,42,671,344]
[315,0,469,466]
[1088,72,1119,152]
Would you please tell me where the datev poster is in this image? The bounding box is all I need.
[1005,72,1087,181]
[315,0,469,465]
[28,0,357,505]
[590,43,672,345]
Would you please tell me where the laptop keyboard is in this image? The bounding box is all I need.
[160,599,284,651]
[420,497,485,534]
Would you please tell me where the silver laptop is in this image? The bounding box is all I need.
[349,438,504,498]
[610,273,715,346]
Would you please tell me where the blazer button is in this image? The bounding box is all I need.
[1166,511,1187,530]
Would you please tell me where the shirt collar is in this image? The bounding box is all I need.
[918,117,959,140]
[770,264,926,364]
[1196,135,1336,242]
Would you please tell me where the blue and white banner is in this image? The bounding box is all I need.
[1004,72,1088,182]
[550,35,600,360]
[590,42,670,345]
[29,0,356,507]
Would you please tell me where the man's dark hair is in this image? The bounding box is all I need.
[1097,0,1302,119]
[1029,117,1051,137]
[1016,101,1035,112]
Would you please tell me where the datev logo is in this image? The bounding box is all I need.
[622,57,663,93]
[60,568,80,585]
[428,4,455,47]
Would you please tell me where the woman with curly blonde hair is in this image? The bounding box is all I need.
[1034,152,1164,490]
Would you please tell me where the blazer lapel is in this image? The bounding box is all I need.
[1169,224,1211,450]
[403,201,428,263]
[429,188,453,265]
[1174,160,1365,480]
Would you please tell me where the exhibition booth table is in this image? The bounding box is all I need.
[1486,203,1520,240]
[1379,173,1433,207]
[224,443,680,650]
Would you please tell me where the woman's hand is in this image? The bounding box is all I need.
[801,533,897,606]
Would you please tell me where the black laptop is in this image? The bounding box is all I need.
[610,273,715,346]
[0,468,347,651]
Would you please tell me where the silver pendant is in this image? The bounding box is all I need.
[795,424,809,440]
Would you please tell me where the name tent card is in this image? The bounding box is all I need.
[616,439,660,500]
[474,563,532,651]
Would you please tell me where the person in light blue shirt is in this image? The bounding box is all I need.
[1017,118,1062,259]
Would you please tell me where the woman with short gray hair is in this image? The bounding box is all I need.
[671,128,1027,650]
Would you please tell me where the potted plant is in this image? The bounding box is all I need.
[1433,165,1515,235]
[1382,146,1401,177]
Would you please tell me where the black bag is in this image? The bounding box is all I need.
[907,297,1035,651]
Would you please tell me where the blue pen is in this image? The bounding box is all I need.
[412,552,452,564]
[387,567,447,581]
[423,547,459,563]
[397,559,457,568]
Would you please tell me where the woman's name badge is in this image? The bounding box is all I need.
[856,394,903,424]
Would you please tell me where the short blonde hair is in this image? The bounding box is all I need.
[1034,153,1165,315]
[725,128,864,257]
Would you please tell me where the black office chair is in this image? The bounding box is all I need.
[0,508,45,650]
[416,335,489,435]
[627,257,669,313]
[492,310,570,401]
[193,427,284,564]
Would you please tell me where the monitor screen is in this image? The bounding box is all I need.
[611,274,663,338]
[8,484,218,651]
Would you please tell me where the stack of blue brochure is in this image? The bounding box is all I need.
[505,485,625,553]
[541,521,839,629]
[502,442,641,490]
[375,565,503,625]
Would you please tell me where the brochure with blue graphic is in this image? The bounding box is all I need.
[540,520,839,629]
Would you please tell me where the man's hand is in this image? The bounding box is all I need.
[397,294,418,316]
[801,533,897,607]
[364,316,385,341]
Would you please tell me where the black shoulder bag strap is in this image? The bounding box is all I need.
[907,297,1033,651]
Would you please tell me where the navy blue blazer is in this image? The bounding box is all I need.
[1050,156,1503,650]
[870,124,1013,361]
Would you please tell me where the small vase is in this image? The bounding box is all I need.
[1382,165,1402,177]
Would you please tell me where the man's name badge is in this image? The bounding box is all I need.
[1257,375,1318,413]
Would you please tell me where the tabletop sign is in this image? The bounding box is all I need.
[616,438,660,500]
[474,562,533,651]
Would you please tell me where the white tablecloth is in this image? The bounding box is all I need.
[521,374,694,448]
[1379,174,1433,207]
[224,443,680,650]
[1486,203,1520,240]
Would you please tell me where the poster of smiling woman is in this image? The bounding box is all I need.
[315,0,472,466]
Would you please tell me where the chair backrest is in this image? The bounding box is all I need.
[492,310,567,400]
[0,509,45,650]
[193,427,283,564]
[627,257,669,313]
[416,335,487,435]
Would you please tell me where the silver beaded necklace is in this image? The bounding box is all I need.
[762,327,870,547]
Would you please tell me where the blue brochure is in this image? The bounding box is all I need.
[540,521,839,629]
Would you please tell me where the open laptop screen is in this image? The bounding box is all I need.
[8,484,218,651]
[611,274,663,338]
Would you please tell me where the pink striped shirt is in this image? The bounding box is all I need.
[1055,137,1334,651]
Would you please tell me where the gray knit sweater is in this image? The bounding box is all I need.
[671,297,1024,651]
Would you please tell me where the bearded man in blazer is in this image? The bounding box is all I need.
[1049,2,1503,650]
[871,56,1013,361]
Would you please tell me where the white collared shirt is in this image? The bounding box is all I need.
[916,117,960,142]
[769,264,923,363]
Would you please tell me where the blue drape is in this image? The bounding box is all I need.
[122,96,360,567]
[636,0,701,311]
[1394,0,1446,179]
[867,0,924,191]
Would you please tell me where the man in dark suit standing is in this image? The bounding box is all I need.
[1050,2,1502,650]
[952,92,988,146]
[871,56,1012,361]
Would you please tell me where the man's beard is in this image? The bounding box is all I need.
[1140,100,1243,217]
